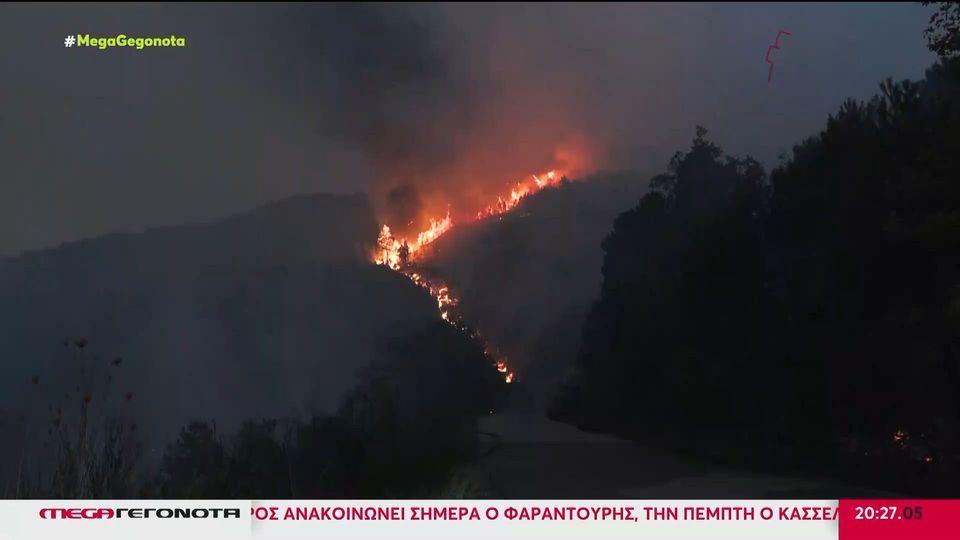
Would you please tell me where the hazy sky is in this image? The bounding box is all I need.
[0,2,938,255]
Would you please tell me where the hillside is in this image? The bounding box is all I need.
[0,193,441,470]
[416,171,650,408]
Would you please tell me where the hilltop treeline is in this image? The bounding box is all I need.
[552,56,960,494]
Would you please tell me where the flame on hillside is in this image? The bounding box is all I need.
[372,169,569,384]
[374,170,565,270]
[475,170,560,220]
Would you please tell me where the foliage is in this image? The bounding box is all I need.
[923,2,960,59]
[152,320,501,498]
[15,340,141,498]
[554,59,960,492]
[552,126,772,434]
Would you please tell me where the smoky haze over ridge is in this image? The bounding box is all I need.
[267,3,599,236]
[0,2,937,254]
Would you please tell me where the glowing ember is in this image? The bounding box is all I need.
[372,169,565,383]
[392,267,515,383]
[893,429,908,445]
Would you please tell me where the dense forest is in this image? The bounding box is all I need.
[552,5,960,494]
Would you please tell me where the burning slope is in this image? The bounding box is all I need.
[372,169,568,384]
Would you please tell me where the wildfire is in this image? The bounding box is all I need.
[375,170,565,270]
[372,169,566,383]
[496,360,515,384]
[373,211,453,270]
[475,170,563,220]
[397,269,515,384]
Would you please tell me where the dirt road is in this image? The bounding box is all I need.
[473,413,895,499]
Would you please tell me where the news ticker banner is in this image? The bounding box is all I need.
[0,499,957,539]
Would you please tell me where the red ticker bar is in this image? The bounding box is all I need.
[839,500,960,540]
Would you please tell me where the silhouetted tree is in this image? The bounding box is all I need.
[155,421,229,498]
[923,2,960,58]
[554,55,960,492]
[152,319,501,498]
[553,127,773,436]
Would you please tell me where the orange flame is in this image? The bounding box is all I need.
[374,210,453,270]
[475,170,564,220]
[375,170,564,270]
[372,169,566,383]
[496,360,515,384]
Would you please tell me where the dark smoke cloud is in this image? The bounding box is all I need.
[269,4,489,233]
[222,2,943,234]
[241,3,598,233]
[0,2,938,253]
[383,184,423,233]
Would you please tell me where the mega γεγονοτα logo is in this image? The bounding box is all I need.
[39,507,242,519]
